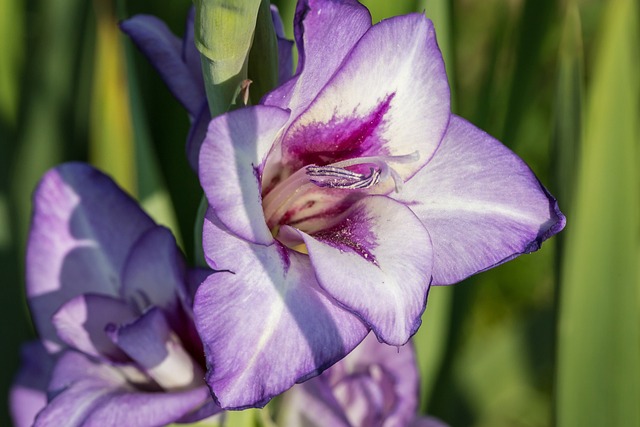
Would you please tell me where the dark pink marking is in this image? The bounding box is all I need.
[312,207,379,266]
[275,241,291,272]
[285,93,396,169]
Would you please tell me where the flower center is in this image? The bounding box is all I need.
[262,152,418,235]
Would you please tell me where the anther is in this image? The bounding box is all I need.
[306,166,381,189]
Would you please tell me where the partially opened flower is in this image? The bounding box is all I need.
[120,6,293,171]
[10,163,219,426]
[195,0,565,410]
[281,333,448,427]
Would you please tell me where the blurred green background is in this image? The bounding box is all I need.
[1,0,637,426]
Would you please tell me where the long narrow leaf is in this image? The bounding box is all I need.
[556,0,640,425]
[90,0,136,195]
[0,0,23,125]
[552,3,583,216]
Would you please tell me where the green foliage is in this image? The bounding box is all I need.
[2,0,639,426]
[556,0,640,425]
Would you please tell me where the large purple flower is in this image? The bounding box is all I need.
[10,163,219,426]
[281,333,448,427]
[194,0,565,410]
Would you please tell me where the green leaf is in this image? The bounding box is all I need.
[359,0,416,22]
[0,0,23,125]
[556,0,640,425]
[413,286,453,411]
[551,3,584,217]
[248,0,280,105]
[120,0,182,244]
[500,0,556,146]
[89,0,136,195]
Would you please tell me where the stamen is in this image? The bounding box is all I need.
[306,166,381,189]
[262,150,420,230]
[328,151,419,193]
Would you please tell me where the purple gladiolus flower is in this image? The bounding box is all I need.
[194,0,565,410]
[120,6,294,171]
[10,163,220,426]
[281,333,448,427]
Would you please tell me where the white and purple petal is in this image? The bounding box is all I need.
[35,351,212,427]
[293,196,432,345]
[263,0,371,118]
[199,105,290,245]
[397,115,566,285]
[282,14,450,179]
[27,163,155,350]
[194,211,369,409]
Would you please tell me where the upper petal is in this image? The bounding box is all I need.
[120,226,187,326]
[292,196,432,345]
[27,163,155,350]
[397,115,566,285]
[120,14,205,117]
[52,293,137,362]
[282,14,450,179]
[194,212,369,409]
[263,0,371,117]
[199,105,290,245]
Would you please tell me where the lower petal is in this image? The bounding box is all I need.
[397,115,566,285]
[35,351,212,427]
[293,196,432,345]
[9,341,55,427]
[195,214,369,409]
[110,307,203,391]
